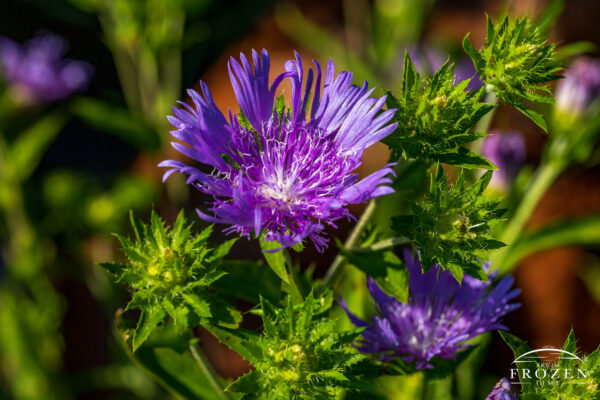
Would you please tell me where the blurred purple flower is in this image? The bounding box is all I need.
[555,56,600,115]
[408,45,482,91]
[0,32,92,104]
[160,49,397,251]
[341,249,520,369]
[481,131,526,188]
[485,378,518,400]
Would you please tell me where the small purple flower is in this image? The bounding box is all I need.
[555,56,600,115]
[485,378,518,400]
[0,32,92,104]
[160,49,398,251]
[481,131,526,188]
[341,249,520,369]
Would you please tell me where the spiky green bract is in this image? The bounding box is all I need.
[227,292,368,399]
[100,211,240,351]
[501,330,600,399]
[384,52,495,169]
[463,15,561,131]
[391,167,505,282]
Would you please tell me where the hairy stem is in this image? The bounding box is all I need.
[320,199,377,292]
[189,341,231,400]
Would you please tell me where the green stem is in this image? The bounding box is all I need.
[354,236,411,253]
[0,134,38,279]
[493,161,564,271]
[420,374,428,400]
[320,199,377,292]
[189,341,231,400]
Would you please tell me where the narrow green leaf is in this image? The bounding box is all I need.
[12,111,67,179]
[70,97,160,150]
[260,240,290,284]
[401,51,419,93]
[499,215,600,273]
[151,211,168,249]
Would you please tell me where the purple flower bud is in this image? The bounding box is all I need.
[0,32,92,104]
[481,131,526,188]
[160,49,398,251]
[485,378,518,400]
[341,250,521,369]
[555,56,600,116]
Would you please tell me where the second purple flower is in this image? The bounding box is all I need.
[160,50,398,251]
[342,249,521,369]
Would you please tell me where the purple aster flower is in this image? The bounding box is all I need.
[481,130,526,188]
[555,56,600,116]
[0,32,92,104]
[485,378,518,400]
[341,249,520,369]
[160,49,397,251]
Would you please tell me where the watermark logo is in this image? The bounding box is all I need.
[510,347,588,387]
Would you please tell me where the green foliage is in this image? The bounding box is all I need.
[226,293,368,399]
[341,227,409,302]
[101,211,240,351]
[501,330,600,399]
[114,315,224,400]
[384,53,495,169]
[498,214,600,273]
[463,15,561,131]
[392,167,505,282]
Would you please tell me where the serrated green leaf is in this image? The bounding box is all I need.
[98,262,125,275]
[437,147,497,169]
[204,324,261,363]
[151,211,168,249]
[462,33,484,73]
[559,329,578,371]
[514,104,548,132]
[182,294,212,319]
[226,371,261,392]
[133,307,167,352]
[162,298,190,329]
[499,331,538,394]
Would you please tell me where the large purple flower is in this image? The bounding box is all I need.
[160,50,397,251]
[341,249,520,369]
[0,33,92,103]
